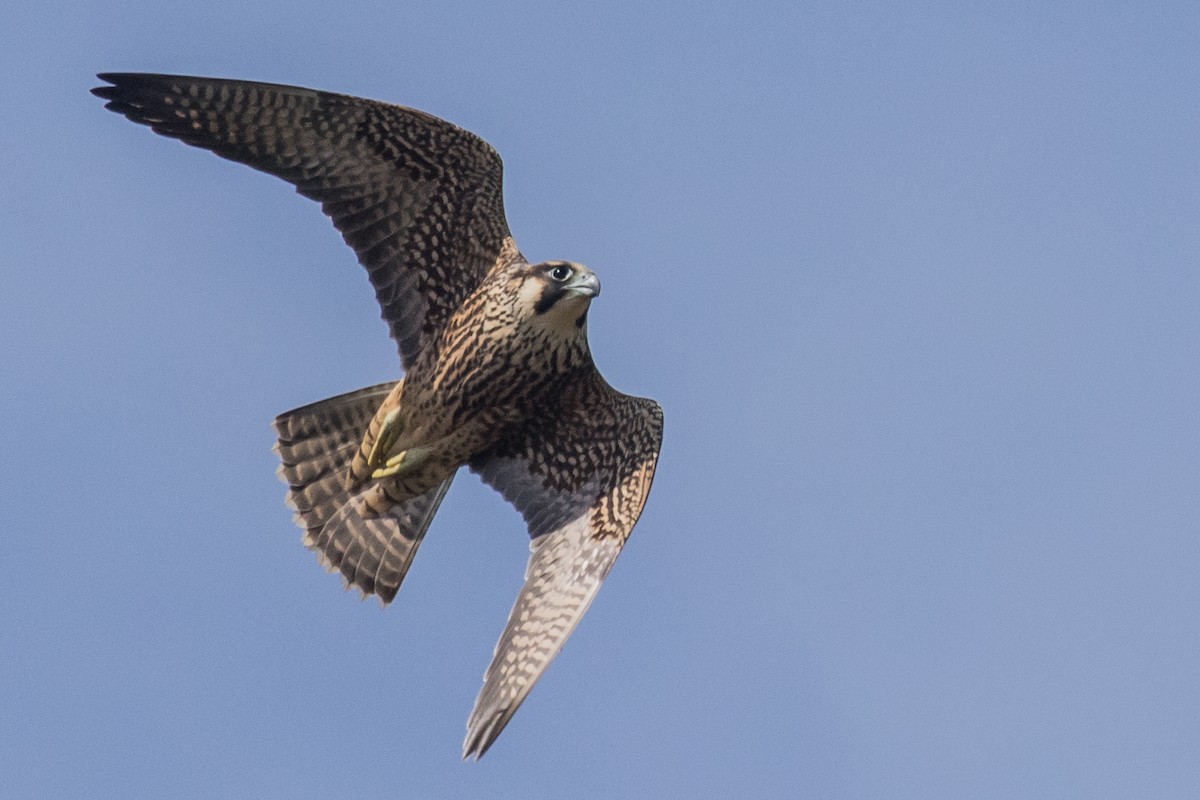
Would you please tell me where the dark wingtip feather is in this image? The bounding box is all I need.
[462,713,505,761]
[90,73,123,103]
[90,74,162,119]
[95,72,176,86]
[92,72,148,98]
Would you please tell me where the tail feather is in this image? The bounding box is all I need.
[315,476,455,603]
[273,382,451,604]
[274,382,397,531]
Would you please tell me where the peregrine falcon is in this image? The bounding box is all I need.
[92,73,663,759]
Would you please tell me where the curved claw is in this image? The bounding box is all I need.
[371,446,430,480]
[367,407,404,471]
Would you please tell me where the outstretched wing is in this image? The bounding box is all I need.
[464,373,664,759]
[93,73,514,367]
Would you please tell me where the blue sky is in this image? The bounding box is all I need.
[3,1,1198,797]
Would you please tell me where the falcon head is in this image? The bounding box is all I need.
[520,261,601,333]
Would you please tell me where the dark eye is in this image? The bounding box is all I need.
[550,264,572,282]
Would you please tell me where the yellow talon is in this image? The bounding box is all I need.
[371,451,408,479]
[370,446,429,480]
[367,407,404,471]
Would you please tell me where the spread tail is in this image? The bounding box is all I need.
[273,383,452,604]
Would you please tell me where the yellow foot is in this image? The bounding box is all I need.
[366,407,404,472]
[370,446,430,480]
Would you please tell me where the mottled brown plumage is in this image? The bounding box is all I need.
[93,73,663,759]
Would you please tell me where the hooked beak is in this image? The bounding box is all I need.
[569,270,601,298]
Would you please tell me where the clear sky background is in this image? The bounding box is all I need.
[3,2,1198,798]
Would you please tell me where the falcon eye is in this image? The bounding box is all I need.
[549,264,572,282]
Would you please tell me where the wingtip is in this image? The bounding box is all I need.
[461,734,488,761]
[91,72,131,97]
[95,72,169,86]
[90,84,120,104]
[462,710,508,761]
[89,74,146,113]
[461,728,484,761]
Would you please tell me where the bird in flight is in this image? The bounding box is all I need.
[93,73,663,759]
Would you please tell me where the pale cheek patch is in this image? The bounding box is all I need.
[515,277,584,335]
[516,278,544,311]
